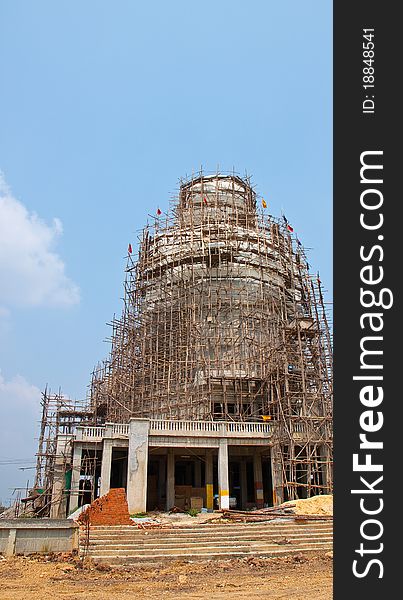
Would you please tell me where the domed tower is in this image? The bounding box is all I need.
[92,172,332,429]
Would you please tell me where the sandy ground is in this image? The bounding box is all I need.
[0,552,332,600]
[281,495,333,516]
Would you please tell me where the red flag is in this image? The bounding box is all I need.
[203,197,208,205]
[286,224,294,233]
[157,208,162,215]
[128,243,132,254]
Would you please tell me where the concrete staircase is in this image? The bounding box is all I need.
[80,519,333,564]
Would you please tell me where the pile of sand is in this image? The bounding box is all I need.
[281,494,333,516]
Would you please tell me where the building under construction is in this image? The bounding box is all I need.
[33,171,333,518]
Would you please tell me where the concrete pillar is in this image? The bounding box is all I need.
[218,439,229,510]
[100,439,113,497]
[50,433,74,518]
[68,442,83,514]
[5,528,17,557]
[253,451,264,508]
[166,449,175,510]
[194,459,202,488]
[126,418,149,514]
[240,459,248,509]
[270,444,284,506]
[205,450,214,510]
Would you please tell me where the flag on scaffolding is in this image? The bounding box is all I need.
[156,208,162,215]
[262,198,267,208]
[203,197,208,205]
[128,243,132,254]
[283,214,293,232]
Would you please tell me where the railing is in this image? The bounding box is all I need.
[150,420,222,433]
[150,419,272,437]
[78,426,105,440]
[291,422,307,433]
[225,422,271,434]
[112,423,129,436]
[76,419,273,441]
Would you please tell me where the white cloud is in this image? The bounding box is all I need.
[0,371,42,503]
[0,371,40,411]
[0,173,80,309]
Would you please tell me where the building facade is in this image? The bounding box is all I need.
[36,173,332,518]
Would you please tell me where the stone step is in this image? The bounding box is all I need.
[84,530,332,542]
[79,520,333,564]
[87,520,332,531]
[85,532,332,548]
[84,544,333,564]
[83,529,333,543]
[85,524,333,538]
[85,536,333,554]
[81,527,333,539]
[87,521,333,529]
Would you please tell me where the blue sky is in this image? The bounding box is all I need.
[0,1,332,504]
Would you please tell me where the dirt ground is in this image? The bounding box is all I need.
[0,552,333,600]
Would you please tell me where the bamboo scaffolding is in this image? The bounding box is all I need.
[87,171,333,499]
[33,389,95,516]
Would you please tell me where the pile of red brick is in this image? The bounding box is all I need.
[77,488,133,526]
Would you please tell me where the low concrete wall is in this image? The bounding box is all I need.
[0,519,79,556]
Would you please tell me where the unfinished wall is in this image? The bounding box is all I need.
[0,519,79,556]
[77,488,132,526]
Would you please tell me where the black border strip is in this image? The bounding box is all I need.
[334,2,399,596]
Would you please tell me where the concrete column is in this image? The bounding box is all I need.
[194,459,202,488]
[166,449,175,510]
[270,444,284,506]
[205,450,214,510]
[68,442,83,514]
[50,433,74,518]
[126,418,149,514]
[100,439,113,497]
[253,451,264,508]
[5,528,17,557]
[240,459,248,509]
[218,439,229,510]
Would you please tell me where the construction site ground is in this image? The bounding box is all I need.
[131,494,333,527]
[0,552,332,600]
[0,498,333,598]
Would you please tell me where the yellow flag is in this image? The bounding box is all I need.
[262,198,267,208]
